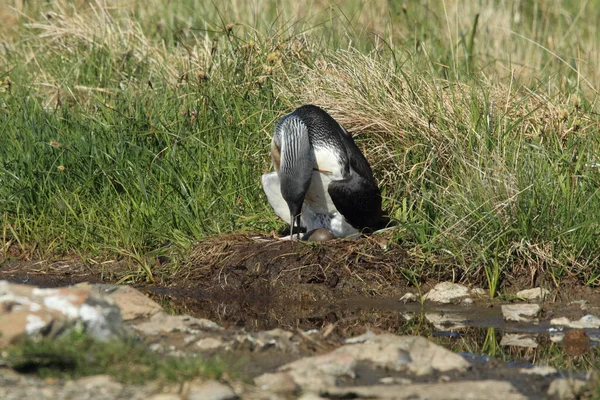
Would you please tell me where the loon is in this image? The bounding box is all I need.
[261,104,383,239]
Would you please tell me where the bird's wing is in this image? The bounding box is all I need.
[328,172,382,230]
[261,172,291,223]
[327,127,382,230]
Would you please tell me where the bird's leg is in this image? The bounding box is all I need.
[289,212,302,240]
[289,211,295,239]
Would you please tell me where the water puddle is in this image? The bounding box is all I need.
[143,286,600,368]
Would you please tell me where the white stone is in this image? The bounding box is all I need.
[344,330,376,344]
[501,304,540,322]
[195,337,225,351]
[25,314,47,335]
[325,380,527,400]
[551,315,600,329]
[571,314,600,329]
[519,366,557,376]
[255,334,470,393]
[187,380,237,400]
[461,298,474,305]
[547,378,588,399]
[551,317,571,326]
[424,282,470,304]
[500,334,538,348]
[399,293,417,303]
[516,287,550,301]
[425,312,467,330]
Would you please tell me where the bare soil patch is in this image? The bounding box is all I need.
[1,234,597,334]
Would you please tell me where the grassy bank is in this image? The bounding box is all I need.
[1,0,600,291]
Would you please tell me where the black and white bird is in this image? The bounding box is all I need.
[261,104,383,239]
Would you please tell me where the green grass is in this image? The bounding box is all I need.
[1,0,600,292]
[3,330,229,384]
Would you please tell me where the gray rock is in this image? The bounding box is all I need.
[78,283,164,321]
[425,312,467,330]
[424,282,470,304]
[470,288,487,296]
[297,394,327,400]
[344,330,376,344]
[187,380,238,400]
[133,312,222,335]
[519,366,557,376]
[255,372,299,393]
[63,375,124,396]
[547,378,588,399]
[196,337,226,351]
[379,377,412,385]
[550,317,571,326]
[234,328,298,353]
[569,314,600,329]
[500,333,538,348]
[550,314,600,329]
[501,304,540,322]
[148,395,183,400]
[323,380,527,400]
[0,281,128,346]
[399,293,417,303]
[255,334,469,393]
[516,287,550,301]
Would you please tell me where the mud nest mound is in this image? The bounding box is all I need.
[166,234,459,303]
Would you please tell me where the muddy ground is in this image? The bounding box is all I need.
[1,234,599,399]
[0,234,597,335]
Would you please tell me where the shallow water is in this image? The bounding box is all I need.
[143,285,599,369]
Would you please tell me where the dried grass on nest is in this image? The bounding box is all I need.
[175,234,430,298]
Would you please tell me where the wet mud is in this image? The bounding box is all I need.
[1,234,599,371]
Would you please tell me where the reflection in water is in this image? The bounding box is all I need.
[143,287,599,370]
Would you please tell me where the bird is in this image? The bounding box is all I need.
[261,104,383,239]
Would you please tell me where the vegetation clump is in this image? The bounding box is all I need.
[1,0,599,292]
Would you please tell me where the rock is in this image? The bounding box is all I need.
[133,312,222,336]
[196,337,226,351]
[550,317,571,326]
[238,328,298,353]
[148,395,183,400]
[336,334,469,375]
[569,300,588,311]
[187,380,238,400]
[460,297,474,305]
[516,287,550,301]
[470,288,486,296]
[570,314,600,329]
[399,293,417,303]
[401,312,415,321]
[423,282,470,304]
[0,281,127,346]
[323,380,527,400]
[501,304,540,322]
[425,312,466,330]
[550,315,600,329]
[255,334,469,393]
[500,334,538,348]
[79,283,163,321]
[297,394,327,400]
[519,366,557,376]
[379,377,412,385]
[63,375,124,395]
[344,330,376,344]
[255,372,299,393]
[547,378,588,399]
